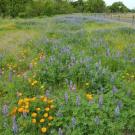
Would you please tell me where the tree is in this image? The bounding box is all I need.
[9,0,32,17]
[0,0,10,17]
[130,9,135,13]
[85,0,106,13]
[53,0,75,15]
[70,0,84,12]
[109,2,128,13]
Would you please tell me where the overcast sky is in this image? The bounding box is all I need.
[104,0,135,9]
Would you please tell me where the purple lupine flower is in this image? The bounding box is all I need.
[8,70,13,82]
[94,116,100,125]
[131,58,135,64]
[65,79,68,85]
[76,96,81,106]
[72,84,76,91]
[69,80,73,91]
[112,86,118,95]
[45,90,50,97]
[110,75,115,84]
[100,86,104,93]
[106,48,110,57]
[95,63,99,71]
[114,105,120,117]
[95,60,101,71]
[49,56,55,63]
[56,110,63,117]
[2,104,8,128]
[117,100,123,109]
[2,104,8,116]
[64,92,68,104]
[71,117,76,128]
[98,60,101,66]
[58,128,63,135]
[98,95,103,108]
[12,116,18,135]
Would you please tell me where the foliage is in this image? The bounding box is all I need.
[0,15,135,135]
[0,0,75,17]
[71,0,85,12]
[0,0,132,17]
[85,0,106,13]
[0,0,128,17]
[108,2,129,13]
[0,0,10,17]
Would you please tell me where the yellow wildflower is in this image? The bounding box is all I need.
[23,109,29,113]
[31,97,36,101]
[32,119,36,124]
[45,107,50,112]
[31,112,37,117]
[40,118,45,123]
[41,127,47,133]
[86,94,93,101]
[18,107,24,113]
[24,98,30,102]
[48,116,53,121]
[41,96,47,102]
[36,108,41,111]
[18,99,23,105]
[47,99,53,104]
[43,113,48,118]
[50,105,55,109]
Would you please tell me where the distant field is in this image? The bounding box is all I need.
[0,14,135,135]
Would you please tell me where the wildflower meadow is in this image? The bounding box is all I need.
[0,14,135,135]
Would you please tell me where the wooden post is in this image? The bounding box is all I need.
[119,15,120,21]
[132,15,134,25]
[111,14,112,19]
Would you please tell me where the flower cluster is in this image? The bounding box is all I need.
[7,63,17,71]
[28,77,38,87]
[11,95,55,134]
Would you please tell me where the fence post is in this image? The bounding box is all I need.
[111,14,112,19]
[119,15,120,21]
[132,15,134,25]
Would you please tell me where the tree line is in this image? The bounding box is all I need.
[0,0,134,18]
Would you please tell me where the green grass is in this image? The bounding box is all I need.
[0,15,135,135]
